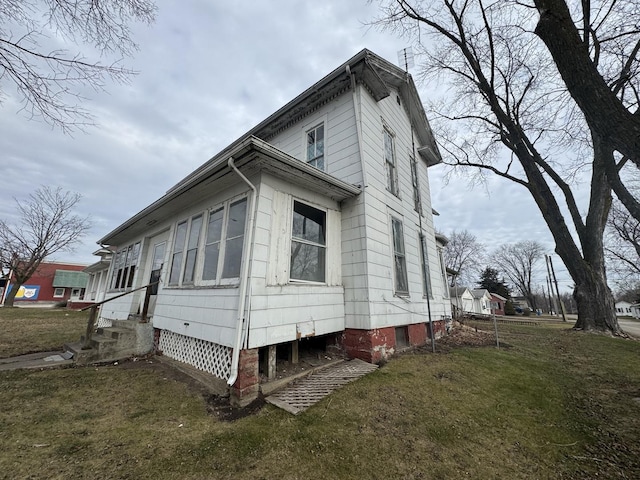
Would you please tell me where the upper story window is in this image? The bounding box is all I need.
[169,197,248,287]
[419,234,432,298]
[438,247,449,298]
[110,242,141,291]
[384,128,399,196]
[410,155,422,214]
[291,200,326,283]
[391,217,409,295]
[306,123,325,170]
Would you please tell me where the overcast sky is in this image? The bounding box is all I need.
[0,1,575,292]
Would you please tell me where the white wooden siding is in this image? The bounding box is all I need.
[247,174,346,349]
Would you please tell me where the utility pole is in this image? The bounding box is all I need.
[545,255,557,315]
[548,256,567,322]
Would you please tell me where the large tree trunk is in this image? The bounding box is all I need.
[3,282,21,307]
[572,268,620,333]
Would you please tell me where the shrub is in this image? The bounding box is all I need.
[504,300,516,316]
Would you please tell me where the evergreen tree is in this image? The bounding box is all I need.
[477,267,511,299]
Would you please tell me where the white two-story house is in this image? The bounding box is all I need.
[87,49,451,405]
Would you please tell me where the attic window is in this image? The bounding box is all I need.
[396,95,401,106]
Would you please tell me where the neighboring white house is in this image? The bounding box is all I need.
[471,289,492,315]
[615,301,634,317]
[86,49,451,405]
[449,286,474,316]
[631,303,640,319]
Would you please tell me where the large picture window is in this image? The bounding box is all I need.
[291,201,326,283]
[391,217,408,295]
[384,128,398,196]
[110,242,141,291]
[169,197,248,287]
[306,123,325,170]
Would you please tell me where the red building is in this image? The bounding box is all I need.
[490,293,507,316]
[2,261,89,308]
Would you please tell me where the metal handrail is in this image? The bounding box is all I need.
[81,281,159,350]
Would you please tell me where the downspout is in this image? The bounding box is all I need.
[226,157,258,387]
[346,64,368,188]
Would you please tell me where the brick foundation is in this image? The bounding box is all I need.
[230,348,260,407]
[343,320,446,363]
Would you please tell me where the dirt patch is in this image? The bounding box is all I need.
[413,322,500,353]
[111,356,265,421]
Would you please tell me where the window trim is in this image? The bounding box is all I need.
[410,154,422,214]
[53,287,65,298]
[305,122,325,171]
[383,126,399,196]
[419,234,432,298]
[391,216,409,296]
[438,246,449,298]
[109,242,141,292]
[168,196,248,288]
[289,199,327,285]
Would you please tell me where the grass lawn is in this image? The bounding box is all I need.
[0,307,87,358]
[0,317,639,479]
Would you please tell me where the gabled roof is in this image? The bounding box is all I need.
[471,289,491,299]
[168,49,441,195]
[99,49,439,247]
[490,292,508,301]
[450,286,471,297]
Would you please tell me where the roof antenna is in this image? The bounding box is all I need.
[398,47,414,72]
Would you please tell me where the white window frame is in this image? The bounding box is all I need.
[305,122,325,171]
[438,247,449,298]
[383,126,399,196]
[410,154,422,214]
[53,287,65,298]
[419,234,432,298]
[290,199,327,284]
[168,196,248,288]
[391,216,409,296]
[201,197,248,286]
[110,242,141,292]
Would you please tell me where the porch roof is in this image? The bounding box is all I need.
[53,270,89,288]
[98,136,361,246]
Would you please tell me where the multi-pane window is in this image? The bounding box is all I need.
[410,155,422,214]
[306,124,325,170]
[169,198,248,287]
[168,221,188,285]
[291,201,326,283]
[419,234,432,298]
[183,214,203,284]
[391,217,409,294]
[384,129,398,195]
[438,247,449,298]
[110,242,141,291]
[221,199,248,279]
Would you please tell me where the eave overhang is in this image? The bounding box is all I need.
[99,136,361,246]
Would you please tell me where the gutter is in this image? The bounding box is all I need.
[226,157,258,387]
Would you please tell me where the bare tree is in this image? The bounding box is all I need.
[0,0,156,131]
[532,0,640,222]
[375,0,622,333]
[442,229,485,287]
[0,186,91,306]
[494,241,545,310]
[605,201,640,283]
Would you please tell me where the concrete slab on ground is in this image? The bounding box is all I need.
[266,358,379,415]
[0,351,74,371]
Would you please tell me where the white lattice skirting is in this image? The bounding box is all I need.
[96,317,113,328]
[159,330,232,380]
